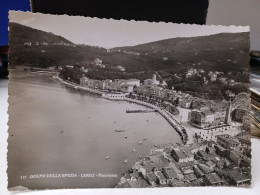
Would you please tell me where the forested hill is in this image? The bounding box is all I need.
[9,22,250,76]
[112,32,250,73]
[9,22,73,45]
[8,22,107,68]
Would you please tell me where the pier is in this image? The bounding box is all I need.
[126,109,157,113]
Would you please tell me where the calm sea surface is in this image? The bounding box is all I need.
[8,70,181,189]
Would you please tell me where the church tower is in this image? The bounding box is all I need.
[225,98,232,125]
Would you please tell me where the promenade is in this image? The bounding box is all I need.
[53,75,189,144]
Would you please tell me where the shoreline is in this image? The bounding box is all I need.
[53,75,188,144]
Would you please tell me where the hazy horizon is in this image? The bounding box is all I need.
[9,11,249,49]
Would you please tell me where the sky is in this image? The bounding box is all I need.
[9,11,249,49]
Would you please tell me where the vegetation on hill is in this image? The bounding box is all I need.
[9,23,250,99]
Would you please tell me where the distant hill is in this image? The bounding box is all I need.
[9,23,250,75]
[9,22,73,45]
[8,22,107,68]
[8,23,250,99]
[113,32,250,73]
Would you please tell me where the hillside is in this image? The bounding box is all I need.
[8,23,250,99]
[8,22,108,68]
[113,32,250,73]
[9,22,73,45]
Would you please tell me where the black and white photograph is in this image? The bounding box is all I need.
[8,11,251,190]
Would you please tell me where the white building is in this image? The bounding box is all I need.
[144,74,160,85]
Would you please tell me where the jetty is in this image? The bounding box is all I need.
[126,109,156,113]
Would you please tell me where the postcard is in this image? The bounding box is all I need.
[8,11,251,190]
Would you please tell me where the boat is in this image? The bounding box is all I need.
[115,130,125,132]
[133,149,136,152]
[139,155,142,159]
[138,141,142,145]
[124,159,128,163]
[105,156,110,160]
[143,138,147,141]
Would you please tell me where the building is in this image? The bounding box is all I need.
[204,173,224,186]
[208,71,217,81]
[219,77,228,85]
[226,169,251,186]
[116,65,126,72]
[236,134,251,150]
[186,68,197,78]
[155,171,167,185]
[162,167,178,180]
[179,98,192,108]
[93,58,105,68]
[171,147,194,163]
[216,134,240,150]
[94,58,102,65]
[120,84,134,93]
[126,79,140,87]
[123,50,140,56]
[190,108,215,129]
[146,172,157,186]
[80,75,105,89]
[144,74,160,85]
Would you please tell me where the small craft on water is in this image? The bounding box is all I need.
[124,159,128,163]
[143,138,147,141]
[133,149,136,152]
[115,129,125,132]
[138,141,142,145]
[139,155,142,159]
[105,156,110,160]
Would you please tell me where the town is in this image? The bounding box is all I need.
[55,57,251,187]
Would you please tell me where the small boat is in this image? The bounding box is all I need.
[115,130,125,132]
[143,138,147,141]
[124,159,128,163]
[133,149,136,152]
[138,141,142,145]
[139,155,142,159]
[105,156,110,160]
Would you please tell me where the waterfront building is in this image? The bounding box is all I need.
[102,93,126,100]
[120,84,134,93]
[155,171,167,185]
[80,75,89,85]
[162,167,178,180]
[146,172,157,186]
